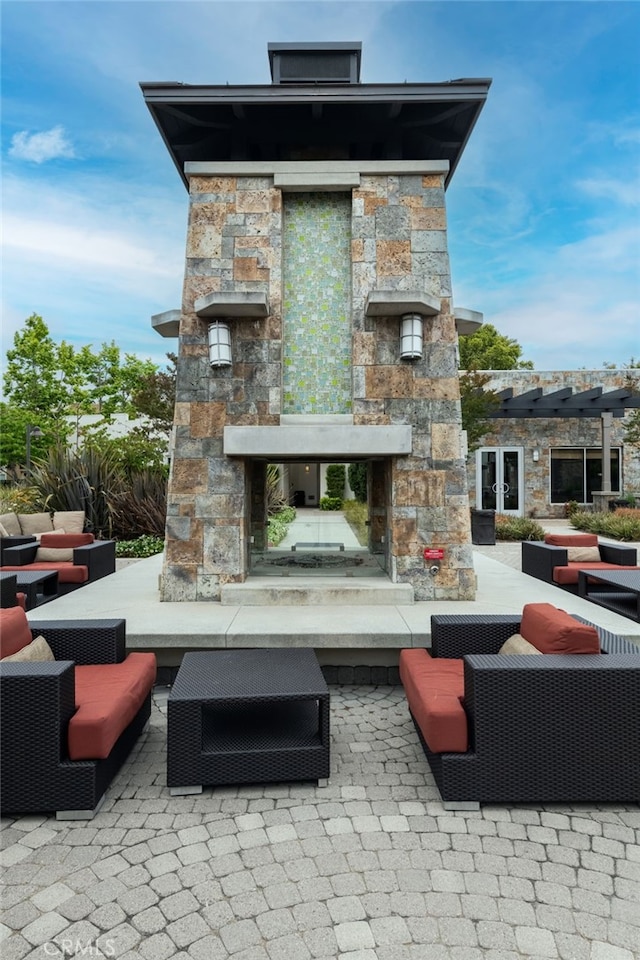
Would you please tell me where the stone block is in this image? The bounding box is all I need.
[394,470,440,507]
[190,402,226,439]
[365,365,412,399]
[408,207,447,231]
[189,201,233,230]
[171,458,208,495]
[353,332,377,366]
[376,240,411,276]
[414,377,460,400]
[411,231,448,253]
[165,537,203,564]
[234,188,272,211]
[365,196,389,217]
[233,258,269,281]
[189,176,237,195]
[376,206,410,241]
[196,575,222,601]
[432,422,463,461]
[187,225,223,260]
[160,565,197,602]
[392,519,418,556]
[351,238,364,262]
[165,516,192,541]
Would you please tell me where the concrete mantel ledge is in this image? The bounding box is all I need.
[454,307,483,337]
[224,424,412,458]
[185,159,450,179]
[195,291,269,318]
[151,309,181,337]
[365,290,441,318]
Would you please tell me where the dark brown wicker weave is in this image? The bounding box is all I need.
[0,572,18,607]
[167,649,330,791]
[521,540,637,594]
[404,614,640,805]
[0,618,151,818]
[1,539,116,595]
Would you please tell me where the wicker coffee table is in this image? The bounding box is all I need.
[167,649,330,794]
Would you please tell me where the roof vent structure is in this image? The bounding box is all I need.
[268,42,362,84]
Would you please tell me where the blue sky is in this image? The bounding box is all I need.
[2,0,639,376]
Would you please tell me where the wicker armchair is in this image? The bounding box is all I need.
[0,617,155,819]
[522,536,637,594]
[404,614,640,808]
[0,537,115,595]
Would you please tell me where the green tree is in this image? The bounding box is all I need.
[459,323,533,371]
[131,352,177,433]
[348,462,367,503]
[3,314,71,418]
[458,324,533,453]
[325,464,346,500]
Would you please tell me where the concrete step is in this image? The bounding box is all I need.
[220,577,414,606]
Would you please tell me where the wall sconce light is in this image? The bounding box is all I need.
[208,320,232,367]
[304,464,310,473]
[532,449,540,462]
[400,313,424,360]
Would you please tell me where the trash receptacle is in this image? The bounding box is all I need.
[293,490,306,507]
[471,509,496,545]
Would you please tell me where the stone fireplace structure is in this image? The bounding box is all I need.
[142,43,491,602]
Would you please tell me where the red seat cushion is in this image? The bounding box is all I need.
[0,606,32,658]
[1,562,88,583]
[552,562,639,585]
[544,534,599,547]
[70,654,157,760]
[39,533,94,548]
[399,648,467,753]
[520,603,600,654]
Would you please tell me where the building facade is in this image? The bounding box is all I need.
[143,43,491,602]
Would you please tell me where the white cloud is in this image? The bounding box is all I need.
[9,125,75,164]
[576,176,640,207]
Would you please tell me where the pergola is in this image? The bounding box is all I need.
[488,386,640,503]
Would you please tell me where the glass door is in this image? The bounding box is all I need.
[477,447,523,515]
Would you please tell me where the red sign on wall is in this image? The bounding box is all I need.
[423,547,445,561]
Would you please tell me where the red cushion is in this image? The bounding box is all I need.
[520,603,600,654]
[39,533,94,548]
[399,648,467,753]
[17,593,26,610]
[70,653,157,760]
[553,562,640,585]
[1,562,88,583]
[0,606,33,658]
[544,533,598,547]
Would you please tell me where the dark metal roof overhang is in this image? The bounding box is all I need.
[489,387,640,419]
[139,78,491,190]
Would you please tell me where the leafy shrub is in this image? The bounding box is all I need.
[347,463,367,503]
[267,506,296,546]
[116,535,164,558]
[569,508,640,542]
[106,469,167,539]
[30,444,122,538]
[319,496,343,511]
[342,499,368,546]
[267,464,287,516]
[495,514,546,541]
[325,464,345,500]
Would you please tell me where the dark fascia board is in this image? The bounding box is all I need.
[140,78,492,189]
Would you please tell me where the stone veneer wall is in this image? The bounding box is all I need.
[351,174,474,599]
[162,171,475,601]
[466,370,640,517]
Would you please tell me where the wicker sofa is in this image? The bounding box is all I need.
[0,607,156,819]
[0,509,115,595]
[522,533,638,594]
[400,604,640,808]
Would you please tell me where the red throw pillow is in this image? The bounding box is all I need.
[544,534,598,548]
[520,603,600,654]
[0,606,33,659]
[39,533,94,548]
